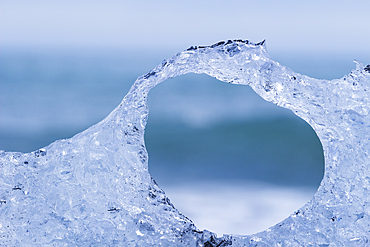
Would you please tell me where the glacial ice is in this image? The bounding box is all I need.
[1,40,369,246]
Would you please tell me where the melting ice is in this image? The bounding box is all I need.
[1,40,369,246]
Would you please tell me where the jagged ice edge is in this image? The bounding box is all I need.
[0,40,369,246]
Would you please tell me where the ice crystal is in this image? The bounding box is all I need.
[1,40,369,246]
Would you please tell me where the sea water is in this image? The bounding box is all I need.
[0,47,356,236]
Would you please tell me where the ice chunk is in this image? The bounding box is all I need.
[1,40,369,246]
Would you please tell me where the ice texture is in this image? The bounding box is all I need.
[1,40,369,246]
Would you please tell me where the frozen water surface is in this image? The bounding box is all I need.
[1,40,369,246]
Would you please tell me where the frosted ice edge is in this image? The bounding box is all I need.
[1,40,369,246]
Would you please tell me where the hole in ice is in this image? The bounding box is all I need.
[146,73,324,236]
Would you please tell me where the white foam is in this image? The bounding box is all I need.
[165,181,314,236]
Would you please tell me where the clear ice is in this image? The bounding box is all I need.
[1,40,369,246]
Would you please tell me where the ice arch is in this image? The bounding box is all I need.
[0,40,369,246]
[146,73,325,236]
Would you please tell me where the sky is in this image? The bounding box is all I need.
[1,0,370,57]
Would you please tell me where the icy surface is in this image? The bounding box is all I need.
[1,40,370,246]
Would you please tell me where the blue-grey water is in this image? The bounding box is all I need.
[1,47,362,234]
[0,48,325,186]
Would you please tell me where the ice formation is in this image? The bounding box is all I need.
[1,40,369,246]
